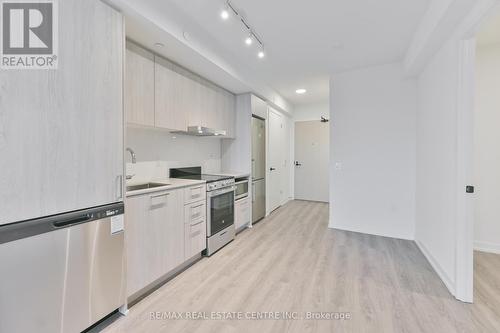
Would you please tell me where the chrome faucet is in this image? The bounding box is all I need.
[126,147,136,164]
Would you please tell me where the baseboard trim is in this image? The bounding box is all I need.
[474,240,500,254]
[415,239,456,296]
[328,224,413,241]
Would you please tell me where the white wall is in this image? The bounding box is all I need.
[411,0,500,302]
[293,102,329,122]
[329,63,417,240]
[474,43,500,253]
[126,126,221,182]
[415,37,461,294]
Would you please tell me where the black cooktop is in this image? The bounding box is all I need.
[170,167,233,183]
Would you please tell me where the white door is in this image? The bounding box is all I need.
[294,121,329,202]
[268,109,285,212]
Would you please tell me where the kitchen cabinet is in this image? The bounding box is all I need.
[125,42,155,127]
[0,0,124,225]
[124,43,236,136]
[184,200,207,259]
[126,188,184,297]
[235,197,251,230]
[251,95,268,119]
[154,56,188,131]
[184,184,206,204]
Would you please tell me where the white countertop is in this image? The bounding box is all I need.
[126,178,206,197]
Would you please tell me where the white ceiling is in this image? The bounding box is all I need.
[112,0,430,107]
[165,0,430,105]
[477,8,500,46]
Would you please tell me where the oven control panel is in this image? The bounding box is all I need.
[207,178,235,191]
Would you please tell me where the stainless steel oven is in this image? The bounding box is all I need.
[206,185,236,256]
[234,177,249,200]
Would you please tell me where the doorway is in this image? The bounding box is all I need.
[294,120,329,202]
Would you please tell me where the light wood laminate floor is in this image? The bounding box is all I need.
[102,200,500,333]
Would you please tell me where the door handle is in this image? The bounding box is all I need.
[270,167,276,171]
[294,161,302,166]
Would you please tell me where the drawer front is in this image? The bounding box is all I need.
[184,201,206,223]
[185,218,206,259]
[235,198,251,229]
[184,185,206,204]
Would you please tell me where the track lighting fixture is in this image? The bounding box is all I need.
[219,1,266,59]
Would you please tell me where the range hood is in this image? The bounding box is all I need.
[171,126,226,137]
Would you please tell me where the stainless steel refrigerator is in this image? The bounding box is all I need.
[252,116,266,222]
[0,1,126,332]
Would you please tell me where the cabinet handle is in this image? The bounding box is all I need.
[191,186,203,190]
[151,193,170,199]
[191,220,204,227]
[191,230,202,237]
[192,204,204,209]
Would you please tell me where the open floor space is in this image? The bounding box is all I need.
[102,201,500,332]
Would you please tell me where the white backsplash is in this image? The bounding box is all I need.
[126,126,222,183]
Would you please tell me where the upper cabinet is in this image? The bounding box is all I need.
[125,42,236,137]
[251,95,268,119]
[125,43,155,127]
[154,56,188,131]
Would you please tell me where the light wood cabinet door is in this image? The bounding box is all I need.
[154,57,188,131]
[185,218,207,259]
[251,94,268,119]
[0,0,124,226]
[126,193,165,297]
[224,92,236,138]
[184,200,207,259]
[235,198,251,230]
[184,184,206,204]
[125,43,154,126]
[202,83,217,129]
[163,189,185,273]
[126,189,184,297]
[215,88,236,137]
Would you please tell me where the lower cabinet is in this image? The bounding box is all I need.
[125,184,207,298]
[235,197,251,230]
[126,188,184,297]
[184,200,207,259]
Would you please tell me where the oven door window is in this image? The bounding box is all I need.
[210,191,234,234]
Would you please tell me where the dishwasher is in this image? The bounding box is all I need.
[0,203,126,333]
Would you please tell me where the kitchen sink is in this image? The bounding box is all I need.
[126,182,170,192]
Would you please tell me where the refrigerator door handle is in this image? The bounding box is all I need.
[252,183,256,203]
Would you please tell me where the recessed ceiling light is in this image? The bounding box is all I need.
[296,89,307,94]
[221,9,229,20]
[257,50,265,58]
[245,35,253,46]
[154,42,164,48]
